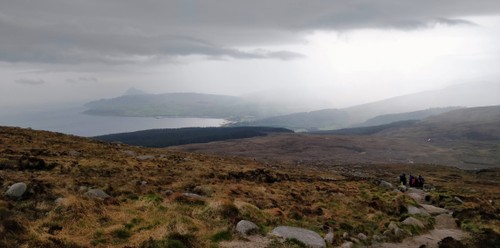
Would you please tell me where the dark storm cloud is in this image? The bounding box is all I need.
[1,0,499,64]
[15,79,46,86]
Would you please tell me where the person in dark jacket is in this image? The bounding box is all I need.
[399,173,407,186]
[409,174,415,187]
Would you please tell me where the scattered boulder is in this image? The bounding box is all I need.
[84,189,110,199]
[182,193,204,199]
[5,182,27,198]
[236,220,259,236]
[192,185,214,196]
[54,197,69,206]
[372,234,382,242]
[122,150,136,156]
[137,155,155,161]
[398,185,407,192]
[407,205,430,216]
[386,222,407,237]
[408,192,424,202]
[407,188,424,194]
[340,241,354,248]
[379,180,393,189]
[68,150,80,156]
[342,232,349,239]
[271,226,326,248]
[420,204,449,215]
[401,217,425,229]
[324,231,334,244]
[357,233,367,240]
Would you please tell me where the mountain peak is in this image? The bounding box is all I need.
[123,87,147,96]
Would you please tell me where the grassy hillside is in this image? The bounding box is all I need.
[359,107,462,127]
[93,127,293,148]
[1,126,498,247]
[178,106,500,169]
[230,109,350,131]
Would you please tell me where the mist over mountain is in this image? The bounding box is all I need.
[235,81,500,131]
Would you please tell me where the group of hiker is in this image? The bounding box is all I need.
[399,173,425,188]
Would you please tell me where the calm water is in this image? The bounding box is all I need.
[0,106,226,137]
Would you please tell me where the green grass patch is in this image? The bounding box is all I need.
[210,229,232,242]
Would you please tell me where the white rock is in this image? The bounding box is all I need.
[236,220,259,236]
[5,182,27,198]
[271,226,326,248]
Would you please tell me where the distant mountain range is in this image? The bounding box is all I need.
[235,82,500,130]
[84,92,290,121]
[84,82,500,130]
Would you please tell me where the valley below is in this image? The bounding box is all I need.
[1,125,498,247]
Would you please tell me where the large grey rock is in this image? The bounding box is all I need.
[420,204,449,215]
[340,241,354,248]
[5,182,27,198]
[236,220,259,236]
[407,192,424,202]
[401,217,425,229]
[271,226,326,248]
[85,189,110,199]
[324,231,334,244]
[407,205,430,216]
[407,188,424,194]
[379,181,393,189]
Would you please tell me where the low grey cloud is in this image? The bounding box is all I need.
[1,0,499,65]
[66,77,99,84]
[15,79,46,86]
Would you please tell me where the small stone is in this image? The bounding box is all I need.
[379,180,393,189]
[324,231,334,244]
[343,232,349,239]
[122,150,136,156]
[182,193,204,199]
[137,155,155,161]
[163,190,173,196]
[5,182,27,198]
[454,196,464,204]
[388,222,399,231]
[236,220,259,236]
[357,233,367,240]
[340,241,354,248]
[68,150,81,156]
[394,227,406,237]
[372,234,382,242]
[85,189,110,199]
[401,217,425,229]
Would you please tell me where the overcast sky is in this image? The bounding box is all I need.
[1,0,500,109]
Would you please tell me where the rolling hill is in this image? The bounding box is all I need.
[234,82,500,131]
[84,92,290,121]
[177,105,500,169]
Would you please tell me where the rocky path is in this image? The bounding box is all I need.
[220,185,469,248]
[371,187,468,248]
